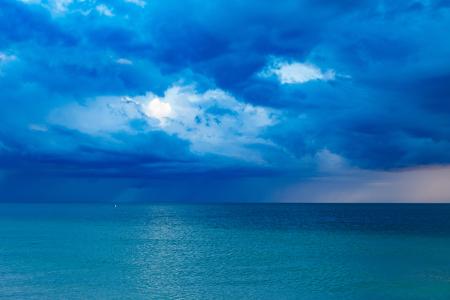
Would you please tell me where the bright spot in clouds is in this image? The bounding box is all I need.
[261,58,335,84]
[144,98,172,122]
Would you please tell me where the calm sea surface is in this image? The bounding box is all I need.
[1,203,450,299]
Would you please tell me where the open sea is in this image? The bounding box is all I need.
[1,203,450,299]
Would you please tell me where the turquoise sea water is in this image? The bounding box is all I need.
[1,204,450,299]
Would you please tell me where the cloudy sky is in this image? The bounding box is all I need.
[1,0,450,202]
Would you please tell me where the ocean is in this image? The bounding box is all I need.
[1,203,450,299]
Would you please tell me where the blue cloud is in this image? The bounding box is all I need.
[1,0,450,201]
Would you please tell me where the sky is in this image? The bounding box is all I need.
[1,0,450,202]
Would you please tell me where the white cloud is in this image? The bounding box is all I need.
[49,97,142,135]
[124,0,146,7]
[49,85,279,162]
[116,58,133,65]
[143,98,172,122]
[96,4,114,17]
[260,58,335,84]
[133,85,278,160]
